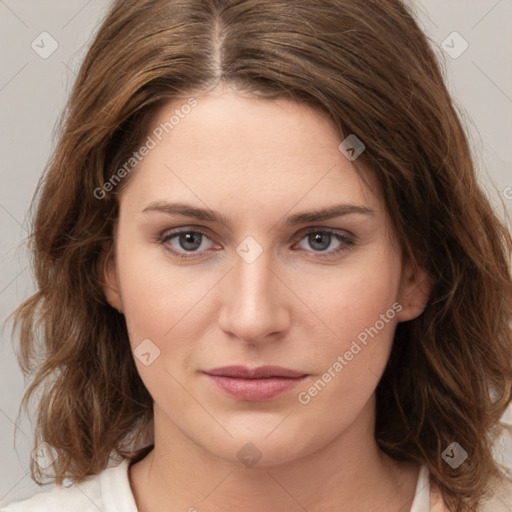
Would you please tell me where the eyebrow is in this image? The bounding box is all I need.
[141,201,375,228]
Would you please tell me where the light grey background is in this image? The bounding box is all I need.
[1,0,511,506]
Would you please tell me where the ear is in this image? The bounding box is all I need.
[396,258,432,323]
[98,242,123,313]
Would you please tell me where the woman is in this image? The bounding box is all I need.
[3,0,512,510]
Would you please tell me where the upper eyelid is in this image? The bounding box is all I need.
[161,225,352,238]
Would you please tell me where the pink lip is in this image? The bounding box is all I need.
[202,366,308,401]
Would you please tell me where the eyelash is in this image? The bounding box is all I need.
[157,227,356,260]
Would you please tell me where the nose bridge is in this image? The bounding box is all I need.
[235,250,273,307]
[218,241,288,343]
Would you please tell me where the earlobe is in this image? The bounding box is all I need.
[98,243,123,313]
[396,261,432,323]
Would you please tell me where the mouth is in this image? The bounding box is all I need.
[202,365,309,401]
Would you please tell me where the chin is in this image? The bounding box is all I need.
[200,425,323,469]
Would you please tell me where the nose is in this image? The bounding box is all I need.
[217,247,291,345]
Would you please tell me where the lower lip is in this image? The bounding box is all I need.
[204,374,307,401]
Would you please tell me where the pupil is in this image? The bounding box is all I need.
[180,232,201,251]
[310,233,330,251]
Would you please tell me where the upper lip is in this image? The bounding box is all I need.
[203,365,307,379]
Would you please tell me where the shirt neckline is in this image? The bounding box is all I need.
[410,464,431,511]
[99,458,139,512]
[104,458,431,512]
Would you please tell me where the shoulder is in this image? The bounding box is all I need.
[0,475,102,512]
[1,458,136,512]
[478,471,512,511]
[429,469,512,511]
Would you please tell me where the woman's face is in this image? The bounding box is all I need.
[103,86,429,467]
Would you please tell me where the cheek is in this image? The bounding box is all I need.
[295,294,398,431]
[113,237,200,376]
[296,245,401,399]
[114,249,202,404]
[310,243,402,345]
[115,234,196,337]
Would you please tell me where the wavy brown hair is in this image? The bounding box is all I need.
[9,0,512,510]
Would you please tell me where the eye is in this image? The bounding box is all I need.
[293,228,355,257]
[158,229,218,259]
[157,226,356,261]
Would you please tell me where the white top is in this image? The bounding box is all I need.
[1,459,511,511]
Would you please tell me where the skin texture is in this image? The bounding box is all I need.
[102,85,432,512]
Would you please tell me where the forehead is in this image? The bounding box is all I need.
[119,88,383,220]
